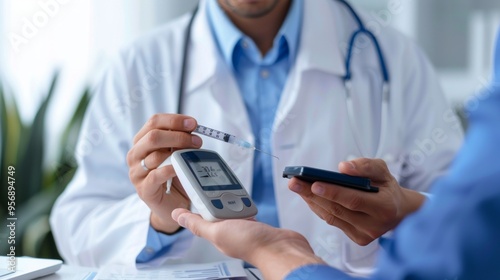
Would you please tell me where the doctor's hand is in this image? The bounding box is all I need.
[127,114,203,234]
[171,208,325,280]
[289,158,426,245]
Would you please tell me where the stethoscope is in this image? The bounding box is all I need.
[177,0,390,159]
[336,0,391,160]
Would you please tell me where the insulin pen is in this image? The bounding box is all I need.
[194,125,279,159]
[166,124,278,194]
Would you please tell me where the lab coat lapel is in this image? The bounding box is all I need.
[273,0,347,135]
[181,1,254,193]
[184,1,216,94]
[273,0,349,226]
[183,1,251,137]
[295,0,346,75]
[185,1,253,132]
[209,66,255,195]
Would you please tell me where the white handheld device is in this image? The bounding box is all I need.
[168,149,258,221]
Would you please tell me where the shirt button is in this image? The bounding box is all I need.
[260,69,270,79]
[145,247,155,254]
[242,40,249,49]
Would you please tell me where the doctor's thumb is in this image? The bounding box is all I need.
[338,161,358,177]
[172,208,191,227]
[340,158,391,181]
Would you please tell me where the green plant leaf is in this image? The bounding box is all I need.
[16,73,59,204]
[0,84,24,217]
[1,74,91,259]
[0,83,25,253]
[45,88,90,191]
[0,82,5,161]
[0,83,6,218]
[9,96,25,162]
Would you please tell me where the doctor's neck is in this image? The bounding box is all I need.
[217,0,291,56]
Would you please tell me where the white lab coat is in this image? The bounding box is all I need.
[50,0,463,275]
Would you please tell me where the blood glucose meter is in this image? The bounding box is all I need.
[170,149,258,221]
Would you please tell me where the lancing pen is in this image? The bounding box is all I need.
[157,148,173,194]
[166,147,173,194]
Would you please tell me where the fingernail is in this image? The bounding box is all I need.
[344,161,356,170]
[192,136,202,146]
[184,118,196,130]
[312,184,325,195]
[290,184,303,192]
[171,209,179,221]
[177,216,186,227]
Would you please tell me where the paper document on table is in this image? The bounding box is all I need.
[94,260,247,280]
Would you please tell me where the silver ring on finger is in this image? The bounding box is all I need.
[140,159,150,171]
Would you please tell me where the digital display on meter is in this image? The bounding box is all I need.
[181,151,243,191]
[188,161,234,187]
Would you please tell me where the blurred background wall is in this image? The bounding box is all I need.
[0,0,499,259]
[351,0,500,105]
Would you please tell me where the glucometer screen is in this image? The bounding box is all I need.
[181,151,243,191]
[189,161,233,187]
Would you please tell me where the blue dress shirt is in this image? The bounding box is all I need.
[137,0,303,263]
[286,27,500,280]
[207,0,302,228]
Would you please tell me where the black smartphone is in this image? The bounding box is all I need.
[282,166,379,193]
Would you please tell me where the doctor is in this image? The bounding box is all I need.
[50,0,463,274]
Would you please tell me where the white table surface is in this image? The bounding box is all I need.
[36,265,95,280]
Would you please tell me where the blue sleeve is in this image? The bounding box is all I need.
[136,225,182,263]
[286,26,500,280]
[371,27,500,280]
[286,265,355,280]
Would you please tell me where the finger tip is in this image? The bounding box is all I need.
[311,183,325,196]
[184,118,197,130]
[289,183,304,193]
[171,208,188,222]
[192,135,203,147]
[171,209,180,222]
[339,161,356,172]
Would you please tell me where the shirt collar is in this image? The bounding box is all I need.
[280,0,302,63]
[206,0,303,67]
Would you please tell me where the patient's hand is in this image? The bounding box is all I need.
[172,209,325,280]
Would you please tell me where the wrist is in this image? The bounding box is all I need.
[149,197,191,234]
[250,236,325,280]
[401,188,426,217]
[150,212,182,234]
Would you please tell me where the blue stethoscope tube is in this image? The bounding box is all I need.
[336,0,390,158]
[177,0,390,158]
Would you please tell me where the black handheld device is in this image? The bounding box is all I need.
[283,166,379,193]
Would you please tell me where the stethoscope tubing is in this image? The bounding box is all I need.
[178,0,391,159]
